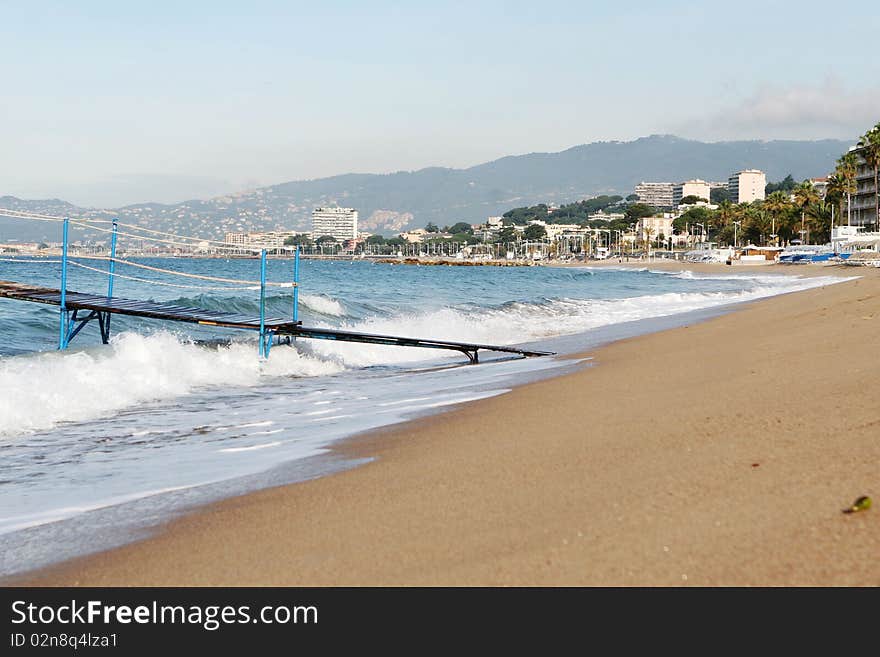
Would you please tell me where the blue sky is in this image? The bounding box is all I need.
[1,0,878,206]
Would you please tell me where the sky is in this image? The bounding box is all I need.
[1,0,878,207]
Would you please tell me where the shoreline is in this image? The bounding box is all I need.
[7,262,879,586]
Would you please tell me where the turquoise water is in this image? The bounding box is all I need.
[0,256,843,574]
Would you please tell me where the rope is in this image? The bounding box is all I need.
[67,220,264,253]
[0,208,299,255]
[0,210,64,224]
[0,258,62,263]
[0,208,108,224]
[67,260,261,291]
[113,219,279,250]
[71,254,296,287]
[0,209,262,253]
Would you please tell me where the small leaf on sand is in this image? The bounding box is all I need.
[842,496,871,514]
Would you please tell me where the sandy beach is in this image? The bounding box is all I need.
[9,262,880,586]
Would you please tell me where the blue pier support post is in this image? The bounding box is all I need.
[103,218,118,343]
[58,216,70,350]
[293,245,300,324]
[259,249,268,359]
[107,219,118,298]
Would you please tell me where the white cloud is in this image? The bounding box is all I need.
[676,80,880,141]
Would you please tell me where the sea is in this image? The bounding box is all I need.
[0,256,846,575]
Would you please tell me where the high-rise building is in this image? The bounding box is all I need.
[728,170,766,204]
[312,207,358,241]
[633,182,674,208]
[672,179,711,206]
[851,146,878,227]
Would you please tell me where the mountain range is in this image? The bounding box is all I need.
[0,134,852,243]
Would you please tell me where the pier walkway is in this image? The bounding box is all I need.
[0,280,552,363]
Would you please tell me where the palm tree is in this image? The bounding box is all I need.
[738,203,764,245]
[714,200,736,230]
[763,191,795,244]
[639,222,655,259]
[811,199,834,244]
[825,172,849,228]
[834,152,859,226]
[793,180,820,244]
[857,123,880,230]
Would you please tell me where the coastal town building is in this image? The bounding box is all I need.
[831,225,862,251]
[851,145,879,227]
[224,231,297,251]
[809,177,829,198]
[587,210,626,222]
[636,214,675,243]
[472,218,501,242]
[672,179,711,206]
[311,207,359,241]
[224,232,248,247]
[728,169,767,204]
[528,220,585,240]
[633,182,674,208]
[399,229,430,243]
[0,241,45,254]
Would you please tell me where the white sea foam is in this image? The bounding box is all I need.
[306,274,850,367]
[219,441,282,453]
[229,421,274,429]
[0,481,214,534]
[0,273,851,438]
[665,269,792,282]
[0,331,343,438]
[299,293,344,316]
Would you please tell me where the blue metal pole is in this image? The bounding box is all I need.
[107,219,118,298]
[293,245,300,323]
[58,216,70,350]
[259,249,267,358]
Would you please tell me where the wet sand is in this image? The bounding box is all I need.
[10,263,880,586]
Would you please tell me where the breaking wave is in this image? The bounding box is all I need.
[0,271,848,437]
[0,331,343,437]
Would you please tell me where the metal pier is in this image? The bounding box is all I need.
[0,216,553,363]
[276,325,552,363]
[0,280,553,363]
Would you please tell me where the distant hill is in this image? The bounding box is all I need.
[0,135,852,242]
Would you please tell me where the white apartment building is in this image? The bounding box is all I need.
[224,232,248,246]
[471,217,503,242]
[728,169,766,204]
[809,177,829,198]
[224,231,296,250]
[851,146,878,227]
[637,215,675,243]
[399,228,429,243]
[634,182,674,208]
[312,207,359,241]
[587,210,626,222]
[527,220,586,240]
[672,179,711,206]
